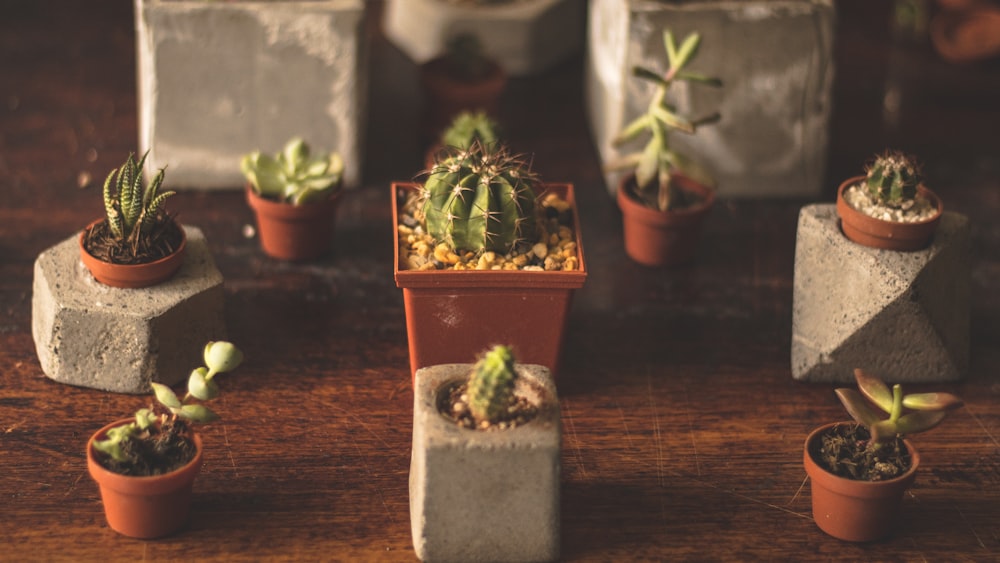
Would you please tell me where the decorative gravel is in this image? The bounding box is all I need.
[844,183,937,223]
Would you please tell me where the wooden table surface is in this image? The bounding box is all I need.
[2,1,999,561]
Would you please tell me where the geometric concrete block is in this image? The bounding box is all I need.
[410,363,560,563]
[791,204,971,383]
[135,0,368,190]
[586,0,834,198]
[32,226,226,394]
[382,0,586,77]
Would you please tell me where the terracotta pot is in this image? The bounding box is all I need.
[86,419,204,539]
[418,56,507,144]
[79,219,187,289]
[803,422,919,542]
[245,186,340,261]
[930,6,1000,64]
[393,182,587,383]
[616,173,715,267]
[836,176,943,251]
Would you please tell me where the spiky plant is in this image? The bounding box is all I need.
[440,110,501,151]
[864,150,921,209]
[605,30,721,212]
[466,345,518,425]
[103,150,175,245]
[420,141,538,254]
[240,137,344,205]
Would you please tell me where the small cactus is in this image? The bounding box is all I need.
[103,150,175,243]
[865,151,921,208]
[466,345,518,425]
[421,141,538,254]
[440,110,501,151]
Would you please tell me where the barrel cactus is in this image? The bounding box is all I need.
[466,345,518,425]
[421,141,538,254]
[865,151,921,208]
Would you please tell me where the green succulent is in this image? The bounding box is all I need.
[440,110,501,151]
[606,30,721,211]
[102,150,175,243]
[865,150,921,208]
[466,345,518,425]
[421,141,538,254]
[240,137,344,205]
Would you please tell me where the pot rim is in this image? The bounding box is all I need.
[87,418,204,493]
[836,175,943,227]
[245,184,341,219]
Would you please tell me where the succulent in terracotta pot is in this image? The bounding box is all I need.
[804,368,963,542]
[87,341,244,539]
[79,150,185,288]
[241,137,345,261]
[604,29,722,267]
[836,150,944,251]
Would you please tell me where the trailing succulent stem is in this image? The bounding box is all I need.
[241,137,344,205]
[103,150,174,244]
[606,30,721,212]
[835,368,963,448]
[421,141,538,254]
[92,341,244,463]
[440,110,501,151]
[466,345,518,425]
[864,150,921,208]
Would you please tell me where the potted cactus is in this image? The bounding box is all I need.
[409,345,560,562]
[605,30,722,267]
[804,368,963,542]
[241,137,345,261]
[393,141,586,381]
[87,341,243,539]
[425,109,503,168]
[79,150,185,288]
[836,150,944,251]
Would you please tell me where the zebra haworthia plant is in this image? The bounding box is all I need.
[103,150,175,244]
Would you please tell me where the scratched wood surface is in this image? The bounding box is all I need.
[2,1,999,561]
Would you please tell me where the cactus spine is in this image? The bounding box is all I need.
[467,345,518,425]
[421,141,538,254]
[865,151,920,208]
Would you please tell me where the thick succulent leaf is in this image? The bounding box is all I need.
[187,367,219,401]
[151,382,182,409]
[894,410,948,435]
[632,66,669,88]
[869,419,900,443]
[242,153,285,197]
[672,32,702,72]
[283,138,309,170]
[611,114,652,146]
[177,404,219,423]
[675,71,722,87]
[834,388,884,427]
[651,104,694,134]
[635,137,661,190]
[902,392,964,411]
[854,369,894,413]
[204,341,243,374]
[135,408,157,430]
[663,30,679,68]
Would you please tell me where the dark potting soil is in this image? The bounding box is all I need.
[98,418,197,477]
[82,215,183,265]
[811,423,912,482]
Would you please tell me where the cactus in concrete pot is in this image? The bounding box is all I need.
[421,141,538,254]
[865,150,920,209]
[466,344,517,425]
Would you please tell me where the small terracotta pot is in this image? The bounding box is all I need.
[86,419,204,539]
[836,176,943,251]
[79,219,187,289]
[245,186,340,261]
[419,56,507,144]
[803,422,919,542]
[616,173,715,267]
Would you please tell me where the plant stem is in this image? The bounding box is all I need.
[890,384,903,422]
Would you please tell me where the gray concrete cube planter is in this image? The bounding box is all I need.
[135,0,368,189]
[586,0,834,198]
[410,363,560,562]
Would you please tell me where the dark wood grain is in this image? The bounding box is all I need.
[2,1,999,561]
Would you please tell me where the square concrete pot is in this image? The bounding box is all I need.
[393,182,587,382]
[586,0,834,198]
[135,0,368,189]
[410,362,561,562]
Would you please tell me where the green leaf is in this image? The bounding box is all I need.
[675,71,722,87]
[894,410,948,436]
[135,408,157,430]
[611,114,652,146]
[151,382,182,409]
[632,66,669,89]
[203,341,244,374]
[869,419,900,443]
[663,30,678,68]
[853,369,894,414]
[188,367,219,401]
[902,392,964,412]
[651,105,694,134]
[672,32,702,72]
[834,388,883,427]
[636,137,661,190]
[177,404,219,424]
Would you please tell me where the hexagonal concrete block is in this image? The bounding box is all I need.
[410,363,560,562]
[32,226,226,394]
[135,0,368,189]
[791,204,970,383]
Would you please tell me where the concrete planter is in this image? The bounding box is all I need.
[135,0,368,189]
[586,0,834,198]
[382,0,585,77]
[410,362,560,562]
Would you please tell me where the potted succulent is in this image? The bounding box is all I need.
[836,150,944,251]
[393,141,587,380]
[87,341,243,539]
[410,345,560,562]
[419,32,507,145]
[804,368,963,542]
[605,30,722,267]
[425,109,503,168]
[79,150,184,288]
[241,137,345,261]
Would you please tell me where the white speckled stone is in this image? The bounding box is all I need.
[586,0,834,198]
[32,226,226,394]
[791,204,970,383]
[410,363,560,563]
[135,0,367,189]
